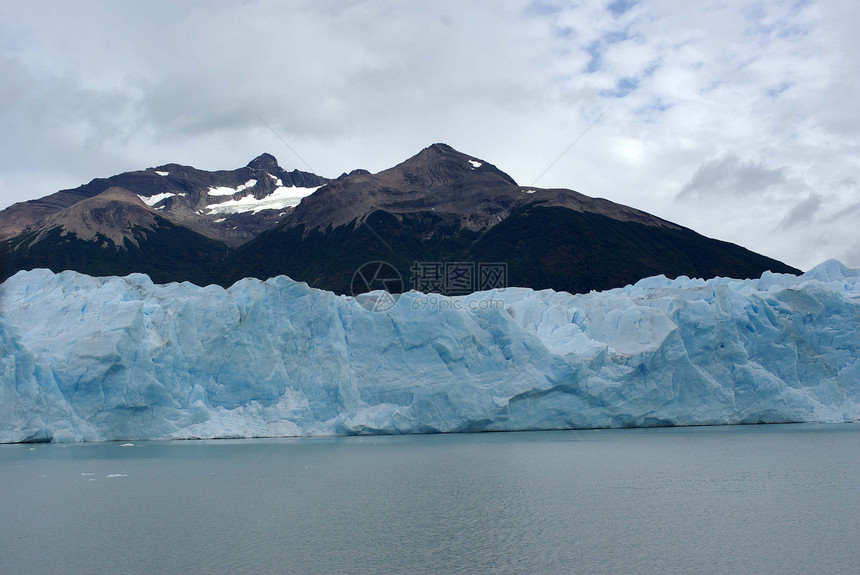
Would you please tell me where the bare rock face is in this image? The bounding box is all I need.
[285,143,679,233]
[34,188,158,249]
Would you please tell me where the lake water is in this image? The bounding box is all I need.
[1,424,858,574]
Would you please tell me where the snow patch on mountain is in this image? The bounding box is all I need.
[206,186,321,215]
[208,179,258,196]
[137,192,184,207]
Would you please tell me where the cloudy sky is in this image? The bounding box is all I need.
[1,0,858,270]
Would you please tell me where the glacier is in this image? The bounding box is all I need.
[0,260,858,443]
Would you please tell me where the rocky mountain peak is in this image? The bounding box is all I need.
[283,144,525,232]
[246,153,280,172]
[391,143,518,187]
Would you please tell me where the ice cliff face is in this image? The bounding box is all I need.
[1,260,858,442]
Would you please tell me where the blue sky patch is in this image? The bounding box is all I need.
[608,0,638,16]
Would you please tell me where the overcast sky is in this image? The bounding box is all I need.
[1,0,858,270]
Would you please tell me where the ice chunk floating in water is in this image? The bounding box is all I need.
[0,261,858,442]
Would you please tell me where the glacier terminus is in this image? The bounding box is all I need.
[1,260,858,443]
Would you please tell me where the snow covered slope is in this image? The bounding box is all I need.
[1,261,857,442]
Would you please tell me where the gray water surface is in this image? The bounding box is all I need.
[2,424,858,574]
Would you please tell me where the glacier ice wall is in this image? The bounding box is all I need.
[1,260,858,442]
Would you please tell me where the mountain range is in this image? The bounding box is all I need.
[0,144,800,292]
